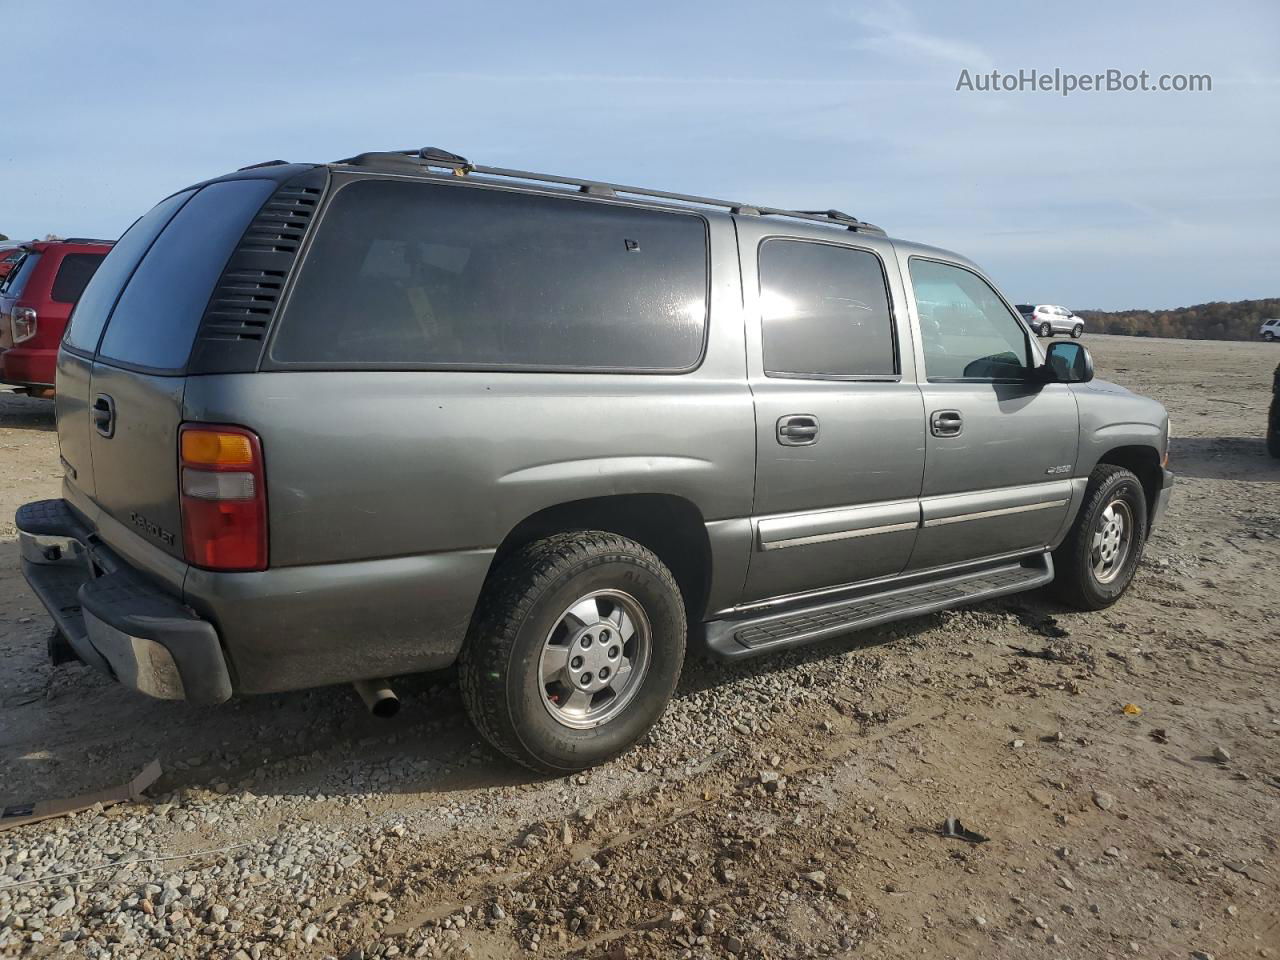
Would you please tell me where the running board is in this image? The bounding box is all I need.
[704,553,1054,660]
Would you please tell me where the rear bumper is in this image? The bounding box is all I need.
[16,499,232,704]
[0,345,56,388]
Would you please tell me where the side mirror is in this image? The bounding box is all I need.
[1042,340,1094,383]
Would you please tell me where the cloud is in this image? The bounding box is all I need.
[844,0,994,72]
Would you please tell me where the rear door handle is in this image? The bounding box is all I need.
[92,393,116,438]
[930,409,963,437]
[777,414,819,446]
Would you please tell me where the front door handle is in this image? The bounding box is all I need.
[930,409,963,437]
[92,393,116,438]
[777,414,819,446]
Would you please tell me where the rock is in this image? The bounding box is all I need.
[835,886,853,902]
[723,934,745,954]
[1049,933,1064,945]
[1192,952,1215,960]
[1011,739,1026,749]
[1057,876,1075,891]
[1213,746,1231,763]
[560,823,573,846]
[1104,846,1121,858]
[1034,916,1048,930]
[302,923,320,944]
[49,895,75,918]
[973,915,987,926]
[210,904,230,924]
[1091,789,1116,811]
[758,770,780,784]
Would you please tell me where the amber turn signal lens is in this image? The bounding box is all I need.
[181,430,254,468]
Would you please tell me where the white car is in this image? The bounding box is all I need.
[1260,318,1280,342]
[1016,304,1086,338]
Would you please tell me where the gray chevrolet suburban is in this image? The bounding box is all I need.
[16,147,1173,772]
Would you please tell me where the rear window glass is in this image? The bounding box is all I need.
[1,253,40,298]
[98,179,276,370]
[64,191,193,353]
[50,253,107,303]
[758,239,897,378]
[271,179,708,371]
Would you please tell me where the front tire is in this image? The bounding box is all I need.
[1264,331,1276,342]
[1039,322,1052,337]
[1053,465,1148,610]
[1071,325,1084,339]
[458,531,686,773]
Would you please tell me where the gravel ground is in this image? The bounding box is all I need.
[1,334,1277,959]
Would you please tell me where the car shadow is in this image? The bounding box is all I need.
[1169,435,1277,482]
[0,390,55,432]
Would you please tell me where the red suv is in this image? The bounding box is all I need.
[0,239,113,394]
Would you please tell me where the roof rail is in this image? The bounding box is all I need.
[58,237,114,245]
[334,147,886,235]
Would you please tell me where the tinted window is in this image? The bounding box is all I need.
[909,258,1030,381]
[1,253,39,298]
[99,179,276,370]
[64,190,193,353]
[272,180,708,371]
[50,253,106,303]
[758,239,896,378]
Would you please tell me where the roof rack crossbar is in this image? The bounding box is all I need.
[335,148,885,235]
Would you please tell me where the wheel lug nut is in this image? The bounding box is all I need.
[609,646,620,658]
[580,636,592,648]
[600,629,610,641]
[571,656,583,669]
[581,672,592,685]
[599,667,610,680]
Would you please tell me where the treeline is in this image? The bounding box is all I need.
[1076,298,1280,341]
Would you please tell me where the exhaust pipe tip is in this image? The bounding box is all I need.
[353,678,400,718]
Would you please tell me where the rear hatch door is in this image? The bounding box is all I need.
[63,179,277,561]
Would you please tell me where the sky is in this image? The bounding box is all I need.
[1,0,1276,310]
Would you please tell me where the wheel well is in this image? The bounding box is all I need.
[490,494,712,621]
[1096,445,1161,526]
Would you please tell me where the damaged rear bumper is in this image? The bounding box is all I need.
[16,499,232,704]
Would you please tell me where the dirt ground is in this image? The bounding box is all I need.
[1,334,1277,960]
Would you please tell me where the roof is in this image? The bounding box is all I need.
[237,147,888,237]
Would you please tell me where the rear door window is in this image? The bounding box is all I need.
[50,253,107,303]
[270,179,709,371]
[758,238,897,378]
[64,190,194,354]
[97,179,276,371]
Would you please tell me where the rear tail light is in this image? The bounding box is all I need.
[12,306,37,343]
[179,424,267,571]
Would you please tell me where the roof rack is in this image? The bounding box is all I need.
[333,147,886,235]
[58,237,114,245]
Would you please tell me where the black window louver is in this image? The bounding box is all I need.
[188,167,328,375]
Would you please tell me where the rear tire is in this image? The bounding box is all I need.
[1039,322,1052,337]
[1052,465,1148,610]
[458,531,686,773]
[1071,325,1084,339]
[1268,425,1280,459]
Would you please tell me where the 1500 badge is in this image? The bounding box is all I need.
[1045,464,1072,475]
[129,511,175,546]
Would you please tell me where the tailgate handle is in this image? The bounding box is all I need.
[92,394,116,438]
